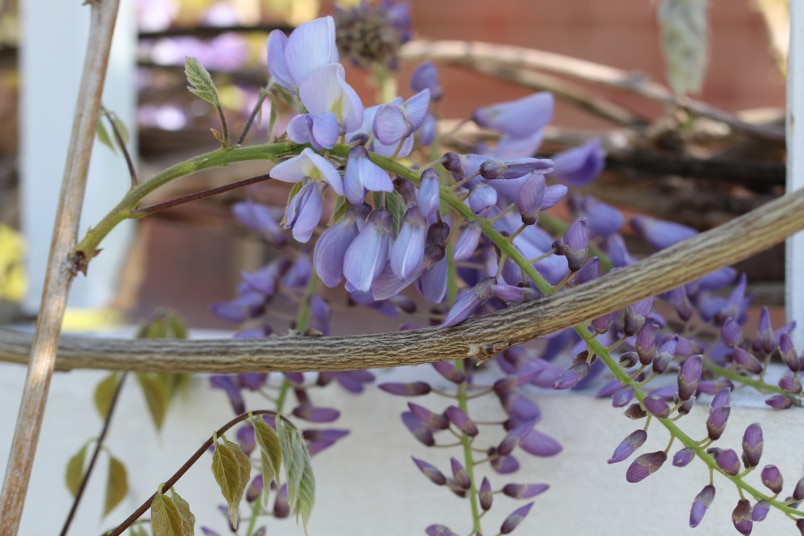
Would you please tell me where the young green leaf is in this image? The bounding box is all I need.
[96,119,116,154]
[65,444,89,497]
[277,419,315,530]
[211,436,252,529]
[107,109,130,147]
[136,373,170,431]
[252,418,282,505]
[170,489,195,535]
[94,372,119,419]
[184,56,220,107]
[151,487,191,536]
[104,455,129,516]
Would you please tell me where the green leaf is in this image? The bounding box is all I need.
[170,489,195,534]
[277,419,315,530]
[184,56,220,106]
[252,418,282,505]
[94,372,119,419]
[65,444,88,497]
[211,436,251,529]
[151,487,190,536]
[104,455,129,516]
[384,191,407,234]
[136,373,170,431]
[108,110,130,147]
[97,119,116,154]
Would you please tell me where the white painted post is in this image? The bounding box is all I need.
[788,1,804,348]
[20,0,135,314]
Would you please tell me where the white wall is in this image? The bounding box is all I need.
[0,358,799,535]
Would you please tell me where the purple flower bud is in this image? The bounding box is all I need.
[624,403,647,420]
[673,447,695,467]
[553,361,591,390]
[503,395,541,427]
[516,173,546,225]
[378,381,432,396]
[631,215,697,250]
[711,389,731,410]
[780,371,803,394]
[741,423,763,468]
[374,89,431,145]
[232,201,286,246]
[678,355,703,401]
[551,138,605,187]
[596,379,624,399]
[417,168,441,219]
[720,318,743,347]
[273,483,289,518]
[607,430,647,464]
[580,196,623,237]
[677,397,695,415]
[401,411,435,446]
[480,157,553,180]
[780,333,802,372]
[491,453,520,474]
[468,184,498,217]
[635,322,661,365]
[706,406,731,441]
[690,484,715,528]
[498,419,536,456]
[408,402,450,430]
[765,394,792,410]
[732,347,763,374]
[246,475,263,503]
[612,386,635,408]
[314,205,365,288]
[624,298,654,336]
[794,476,804,501]
[625,451,667,483]
[643,395,670,418]
[575,257,599,286]
[473,92,553,139]
[449,458,471,490]
[410,61,442,101]
[500,502,535,534]
[209,375,245,414]
[732,498,753,535]
[292,405,340,423]
[431,361,466,384]
[440,277,496,328]
[715,448,741,476]
[502,483,549,499]
[797,519,804,535]
[553,218,589,272]
[520,428,562,457]
[445,405,478,437]
[752,500,770,522]
[479,477,493,511]
[425,525,458,536]
[591,311,618,333]
[412,457,447,486]
[761,464,783,494]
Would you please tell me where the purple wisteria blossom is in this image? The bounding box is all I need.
[266,16,339,92]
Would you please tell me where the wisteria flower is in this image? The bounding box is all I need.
[266,16,339,92]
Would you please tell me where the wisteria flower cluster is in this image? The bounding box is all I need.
[193,10,804,535]
[50,5,802,536]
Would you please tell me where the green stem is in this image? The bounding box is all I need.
[705,361,803,407]
[455,369,482,533]
[74,141,299,272]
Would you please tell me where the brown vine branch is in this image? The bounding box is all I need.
[1,186,803,374]
[0,0,120,533]
[400,40,786,143]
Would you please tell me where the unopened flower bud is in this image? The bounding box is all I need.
[761,464,783,494]
[608,429,647,464]
[690,484,715,528]
[706,406,731,440]
[732,347,763,374]
[715,448,741,476]
[732,498,753,535]
[673,447,695,467]
[720,317,742,347]
[741,423,763,468]
[624,298,654,336]
[626,451,667,483]
[412,457,447,486]
[678,355,703,401]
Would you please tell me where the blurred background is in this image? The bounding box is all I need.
[0,0,789,329]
